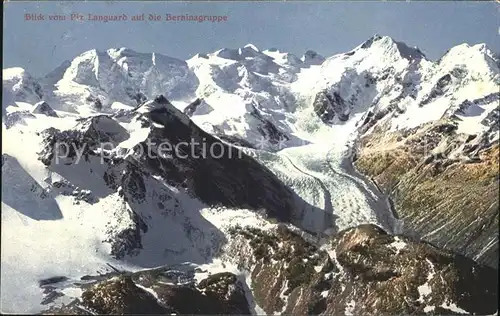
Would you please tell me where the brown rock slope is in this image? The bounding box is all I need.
[227,224,497,315]
[354,120,499,268]
[42,270,250,315]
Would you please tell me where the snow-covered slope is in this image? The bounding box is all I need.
[39,48,198,114]
[2,35,499,313]
[2,68,43,115]
[186,44,307,151]
[293,35,499,133]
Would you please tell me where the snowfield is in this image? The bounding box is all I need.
[1,35,499,313]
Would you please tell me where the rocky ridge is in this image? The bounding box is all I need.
[42,224,498,315]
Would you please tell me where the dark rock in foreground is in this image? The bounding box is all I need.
[228,224,498,315]
[323,224,498,315]
[43,224,498,315]
[42,271,250,315]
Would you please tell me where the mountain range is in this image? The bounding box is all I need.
[2,34,499,314]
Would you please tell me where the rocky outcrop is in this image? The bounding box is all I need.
[44,224,498,315]
[323,224,498,315]
[3,110,36,129]
[313,90,350,123]
[301,50,325,66]
[80,276,169,314]
[42,270,250,315]
[227,224,498,315]
[226,224,330,314]
[354,120,499,268]
[32,101,58,117]
[183,98,202,116]
[131,96,300,225]
[183,98,213,117]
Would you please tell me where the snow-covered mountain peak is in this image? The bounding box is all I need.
[4,37,499,145]
[210,44,272,63]
[3,67,30,81]
[355,34,426,62]
[473,43,493,55]
[61,47,190,84]
[242,43,260,52]
[317,36,427,81]
[133,94,192,127]
[262,49,303,67]
[438,42,500,76]
[44,47,197,113]
[106,47,136,58]
[2,67,39,90]
[61,49,101,85]
[444,42,494,55]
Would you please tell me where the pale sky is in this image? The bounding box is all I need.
[3,1,499,76]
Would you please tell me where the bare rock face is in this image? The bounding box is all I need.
[227,224,331,314]
[42,271,250,315]
[183,98,213,117]
[42,224,497,315]
[131,96,300,225]
[312,90,350,123]
[324,224,498,315]
[355,119,499,268]
[226,224,497,316]
[3,110,36,129]
[80,276,168,314]
[301,50,325,65]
